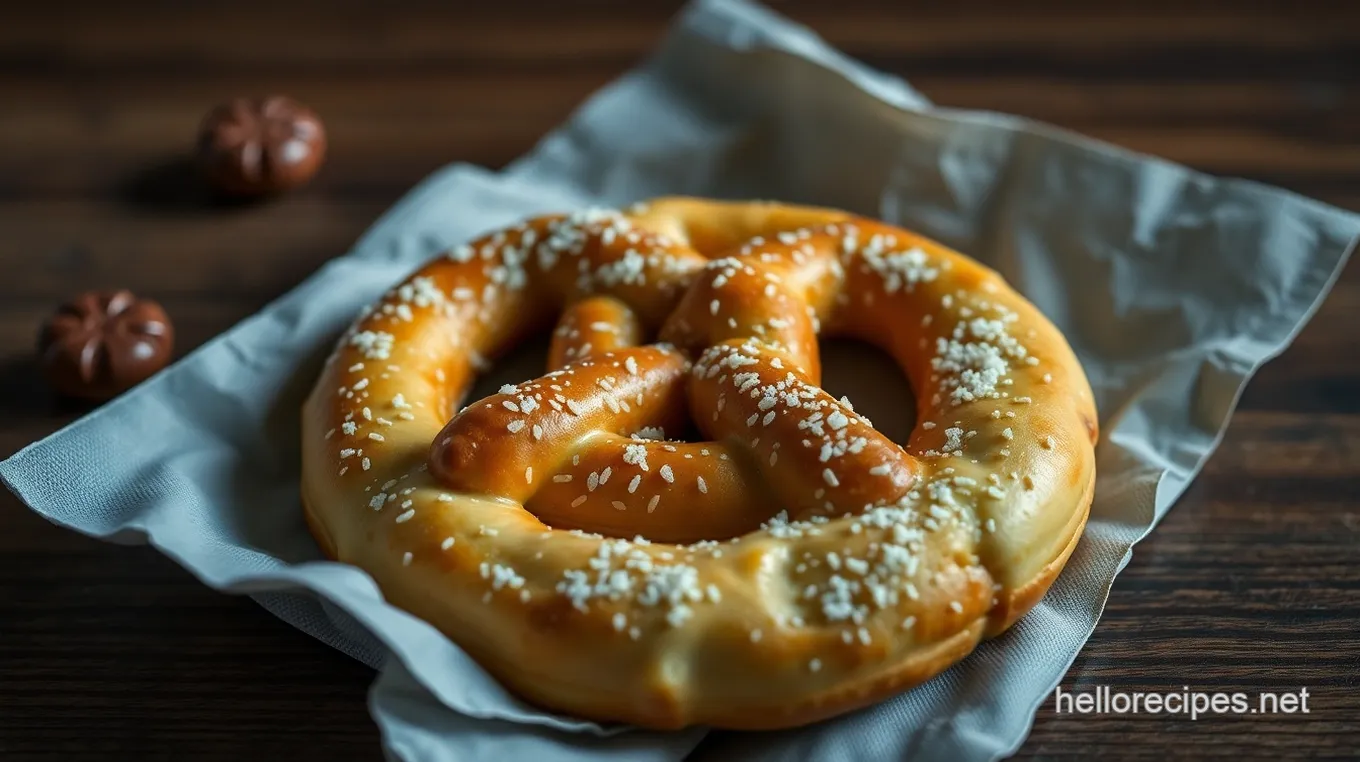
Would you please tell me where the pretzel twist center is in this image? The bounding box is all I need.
[429,208,918,542]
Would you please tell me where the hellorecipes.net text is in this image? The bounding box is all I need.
[1052,685,1312,721]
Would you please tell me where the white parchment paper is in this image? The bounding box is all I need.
[3,1,1356,760]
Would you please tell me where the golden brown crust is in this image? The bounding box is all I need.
[986,468,1094,639]
[300,197,1098,729]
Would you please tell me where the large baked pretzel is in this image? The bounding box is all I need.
[301,197,1098,729]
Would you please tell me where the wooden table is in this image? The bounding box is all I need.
[2,2,1357,759]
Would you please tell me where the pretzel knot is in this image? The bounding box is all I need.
[301,197,1099,730]
[430,211,918,543]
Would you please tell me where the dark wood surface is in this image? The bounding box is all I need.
[2,2,1358,759]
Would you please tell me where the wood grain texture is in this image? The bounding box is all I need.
[1,1,1358,759]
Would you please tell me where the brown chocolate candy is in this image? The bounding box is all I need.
[197,96,326,196]
[38,290,175,401]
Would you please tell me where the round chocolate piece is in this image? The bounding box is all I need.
[38,290,175,401]
[197,95,327,196]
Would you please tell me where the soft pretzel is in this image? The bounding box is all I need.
[300,197,1098,730]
